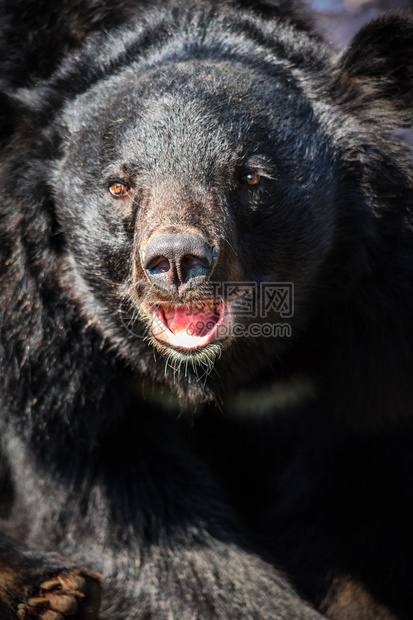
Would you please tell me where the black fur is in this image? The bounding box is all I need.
[0,1,413,618]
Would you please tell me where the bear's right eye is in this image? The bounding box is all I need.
[109,182,129,197]
[240,174,261,187]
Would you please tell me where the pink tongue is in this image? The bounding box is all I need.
[164,308,219,337]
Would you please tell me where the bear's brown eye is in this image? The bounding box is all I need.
[109,182,129,197]
[241,174,261,186]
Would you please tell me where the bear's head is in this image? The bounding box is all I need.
[2,9,413,407]
[52,54,336,380]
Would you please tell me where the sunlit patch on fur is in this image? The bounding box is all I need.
[150,338,223,376]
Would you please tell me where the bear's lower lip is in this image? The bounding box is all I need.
[150,303,228,350]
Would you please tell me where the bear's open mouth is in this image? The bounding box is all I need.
[150,302,229,351]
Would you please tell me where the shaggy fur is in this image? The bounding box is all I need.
[0,1,413,618]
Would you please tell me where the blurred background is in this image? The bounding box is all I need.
[311,0,412,47]
[310,0,413,144]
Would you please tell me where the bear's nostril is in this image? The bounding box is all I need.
[179,253,212,284]
[142,232,215,292]
[181,254,210,272]
[146,256,171,274]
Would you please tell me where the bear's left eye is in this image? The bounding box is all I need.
[109,182,129,197]
[240,174,261,187]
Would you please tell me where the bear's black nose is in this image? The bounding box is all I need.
[142,232,215,292]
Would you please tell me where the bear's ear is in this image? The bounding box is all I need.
[334,15,413,128]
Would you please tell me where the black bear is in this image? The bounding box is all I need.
[0,0,413,618]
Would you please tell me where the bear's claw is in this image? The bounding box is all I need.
[17,570,100,619]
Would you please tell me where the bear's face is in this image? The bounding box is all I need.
[1,6,413,408]
[52,55,337,383]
